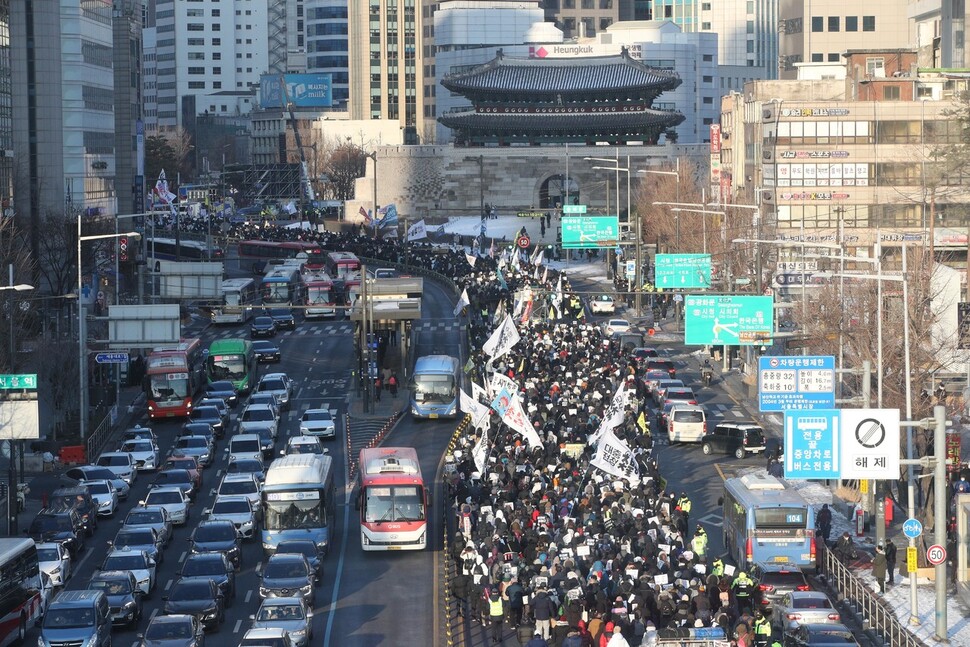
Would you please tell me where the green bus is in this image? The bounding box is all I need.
[206,339,258,394]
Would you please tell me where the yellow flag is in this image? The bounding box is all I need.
[637,411,649,434]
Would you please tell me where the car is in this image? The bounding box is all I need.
[95,452,137,485]
[589,294,616,314]
[251,316,277,338]
[165,455,203,489]
[666,404,707,444]
[630,346,659,360]
[252,340,282,363]
[206,495,259,540]
[217,473,261,508]
[190,520,242,570]
[88,570,142,627]
[653,379,685,406]
[299,409,336,439]
[123,506,173,547]
[48,486,98,536]
[772,591,841,632]
[121,425,158,445]
[111,526,164,564]
[250,597,314,647]
[268,307,296,330]
[143,486,191,525]
[662,387,697,407]
[98,548,157,596]
[658,401,681,429]
[28,509,85,559]
[701,422,768,459]
[750,562,811,610]
[784,622,859,646]
[188,406,226,438]
[641,369,671,393]
[239,627,295,647]
[197,398,231,428]
[172,435,214,468]
[602,318,632,336]
[59,465,130,500]
[82,479,119,517]
[163,577,225,632]
[153,468,199,500]
[205,380,239,407]
[120,439,160,471]
[646,358,677,378]
[247,393,282,420]
[226,458,266,484]
[179,421,218,445]
[138,614,205,647]
[228,434,264,464]
[274,540,323,582]
[283,435,326,456]
[259,554,315,606]
[239,404,280,439]
[36,541,72,587]
[179,552,236,604]
[252,426,276,458]
[256,373,293,410]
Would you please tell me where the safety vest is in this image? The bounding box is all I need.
[711,558,724,576]
[733,576,753,593]
[678,497,692,514]
[691,533,708,555]
[754,617,772,636]
[489,597,504,617]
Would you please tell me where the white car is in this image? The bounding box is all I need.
[99,548,157,596]
[589,295,616,314]
[206,495,259,540]
[299,409,336,439]
[96,452,137,485]
[143,486,190,525]
[239,404,280,439]
[216,473,261,508]
[36,542,71,587]
[120,439,160,471]
[602,318,632,336]
[84,479,119,517]
[284,435,326,457]
[256,373,294,410]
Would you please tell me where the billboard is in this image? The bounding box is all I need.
[260,74,333,109]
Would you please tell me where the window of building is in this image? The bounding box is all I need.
[187,23,204,31]
[883,86,901,100]
[811,16,823,32]
[702,2,711,8]
[702,22,711,29]
[599,18,612,30]
[703,54,713,62]
[599,0,612,8]
[213,81,221,89]
[188,81,205,89]
[703,118,713,124]
[747,41,755,53]
[213,67,222,74]
[188,66,205,74]
[845,16,858,31]
[212,52,221,60]
[186,8,203,17]
[582,17,595,34]
[187,38,204,46]
[703,96,713,104]
[212,23,220,31]
[188,52,204,60]
[703,75,713,83]
[563,17,575,31]
[581,0,593,8]
[828,53,840,62]
[212,38,220,45]
[828,16,839,31]
[747,0,754,13]
[563,0,574,8]
[746,20,754,34]
[863,15,875,31]
[664,5,672,17]
[917,86,934,98]
[212,9,220,16]
[811,53,824,62]
[866,57,884,76]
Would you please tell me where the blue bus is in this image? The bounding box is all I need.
[261,454,335,555]
[260,266,304,306]
[720,472,816,570]
[410,355,460,420]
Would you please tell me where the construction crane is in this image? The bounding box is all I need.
[279,75,316,215]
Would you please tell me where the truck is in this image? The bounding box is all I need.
[409,355,461,420]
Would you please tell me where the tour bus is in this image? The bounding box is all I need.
[410,355,461,419]
[144,338,204,419]
[0,538,43,647]
[720,472,816,570]
[211,278,259,325]
[206,338,258,394]
[357,447,428,551]
[146,237,223,266]
[261,267,304,306]
[303,269,337,319]
[238,240,325,274]
[261,454,335,555]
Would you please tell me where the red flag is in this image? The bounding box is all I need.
[358,205,372,224]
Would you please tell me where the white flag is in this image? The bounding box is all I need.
[471,430,489,474]
[502,393,543,448]
[482,314,520,360]
[407,219,428,241]
[471,381,489,404]
[489,372,518,400]
[466,252,478,268]
[453,288,470,317]
[591,428,639,481]
[588,384,630,446]
[284,201,297,215]
[460,388,491,429]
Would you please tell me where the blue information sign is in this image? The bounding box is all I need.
[783,409,840,480]
[902,518,923,539]
[758,355,836,412]
[95,352,129,365]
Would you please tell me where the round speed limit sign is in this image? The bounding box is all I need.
[927,544,947,566]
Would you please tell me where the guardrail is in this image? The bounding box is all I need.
[441,415,471,647]
[85,411,115,464]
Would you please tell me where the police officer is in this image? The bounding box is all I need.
[711,556,724,578]
[732,571,755,614]
[677,492,692,527]
[753,609,772,647]
[691,525,708,561]
[488,588,505,644]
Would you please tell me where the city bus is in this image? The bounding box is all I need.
[261,455,335,555]
[303,269,336,319]
[0,538,43,647]
[261,267,304,306]
[211,278,259,325]
[410,355,461,420]
[146,237,224,265]
[238,240,325,274]
[357,447,428,551]
[324,251,361,302]
[144,338,204,419]
[206,338,258,394]
[720,472,816,570]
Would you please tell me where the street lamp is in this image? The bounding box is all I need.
[669,208,724,255]
[589,157,642,317]
[78,229,141,441]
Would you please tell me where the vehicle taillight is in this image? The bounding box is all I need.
[702,422,707,433]
[787,613,801,621]
[810,536,816,562]
[689,399,697,404]
[796,585,811,591]
[828,613,841,621]
[746,537,753,563]
[759,584,775,593]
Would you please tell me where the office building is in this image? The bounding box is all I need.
[0,0,11,214]
[114,0,144,215]
[543,0,635,39]
[306,0,349,109]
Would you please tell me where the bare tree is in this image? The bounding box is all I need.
[0,215,35,371]
[32,208,113,296]
[159,126,195,181]
[36,341,80,439]
[323,143,368,202]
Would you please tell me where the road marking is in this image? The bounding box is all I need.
[149,608,158,620]
[697,513,724,526]
[714,463,727,482]
[179,551,187,563]
[245,589,253,604]
[233,619,242,634]
[323,487,353,647]
[165,579,173,591]
[73,543,96,574]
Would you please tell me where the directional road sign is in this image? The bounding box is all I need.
[839,408,900,480]
[95,352,130,365]
[561,216,619,249]
[902,518,923,539]
[655,254,712,289]
[684,295,774,346]
[927,544,947,566]
[0,374,37,390]
[758,355,836,412]
[562,204,587,214]
[783,409,840,479]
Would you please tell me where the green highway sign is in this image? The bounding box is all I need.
[655,254,712,289]
[0,374,37,390]
[684,295,774,346]
[562,204,587,214]
[561,216,619,249]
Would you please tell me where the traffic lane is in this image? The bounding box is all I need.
[422,277,457,321]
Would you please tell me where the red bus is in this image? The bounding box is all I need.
[325,252,361,302]
[144,338,204,419]
[238,240,325,274]
[0,539,43,647]
[303,269,336,319]
[357,447,428,551]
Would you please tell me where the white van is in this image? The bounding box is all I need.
[667,404,707,443]
[229,434,264,463]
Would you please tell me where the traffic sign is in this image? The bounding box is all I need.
[758,355,836,412]
[625,260,636,280]
[0,374,37,390]
[684,295,774,346]
[95,352,129,365]
[902,518,923,539]
[561,216,619,249]
[783,409,840,479]
[516,235,531,249]
[655,254,712,289]
[839,408,900,480]
[927,544,947,566]
[562,204,587,214]
[907,546,918,572]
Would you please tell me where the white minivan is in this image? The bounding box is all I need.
[666,404,707,443]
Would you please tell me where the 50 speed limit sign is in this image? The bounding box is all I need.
[927,544,947,566]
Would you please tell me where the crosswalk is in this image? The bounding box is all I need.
[206,322,356,340]
[707,403,748,419]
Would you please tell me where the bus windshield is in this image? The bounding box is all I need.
[224,291,243,307]
[414,375,454,404]
[364,486,425,523]
[307,286,331,304]
[208,354,246,381]
[149,375,189,402]
[263,283,290,303]
[263,493,326,530]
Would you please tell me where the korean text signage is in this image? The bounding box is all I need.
[655,254,712,289]
[561,216,619,249]
[783,408,901,480]
[684,295,773,346]
[758,356,835,412]
[259,73,333,109]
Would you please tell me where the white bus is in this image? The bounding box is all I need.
[0,539,44,646]
[212,278,259,325]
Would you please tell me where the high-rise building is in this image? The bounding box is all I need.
[0,0,11,214]
[268,0,308,74]
[909,0,967,68]
[306,0,349,109]
[543,0,635,39]
[113,0,144,215]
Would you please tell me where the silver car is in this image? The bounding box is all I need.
[249,597,313,647]
[299,409,335,439]
[206,495,259,540]
[143,486,190,526]
[256,373,293,411]
[123,505,173,546]
[773,591,842,633]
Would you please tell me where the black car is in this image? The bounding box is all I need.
[251,316,277,339]
[89,570,143,627]
[254,426,276,458]
[28,508,85,558]
[179,422,218,444]
[190,520,241,570]
[179,552,236,604]
[252,340,282,363]
[274,540,324,582]
[188,406,226,438]
[268,308,296,330]
[48,486,98,536]
[163,577,225,632]
[153,469,198,500]
[139,614,205,647]
[204,380,238,407]
[701,422,768,459]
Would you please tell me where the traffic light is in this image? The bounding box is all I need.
[119,236,129,262]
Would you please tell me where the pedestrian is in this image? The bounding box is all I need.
[388,373,399,398]
[885,539,897,585]
[488,588,505,644]
[873,544,888,593]
[816,503,833,543]
[374,375,383,402]
[531,587,556,640]
[525,633,549,647]
[834,532,856,563]
[752,610,771,647]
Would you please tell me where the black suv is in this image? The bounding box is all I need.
[748,562,811,610]
[268,308,296,330]
[48,486,98,536]
[28,508,85,558]
[701,422,767,459]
